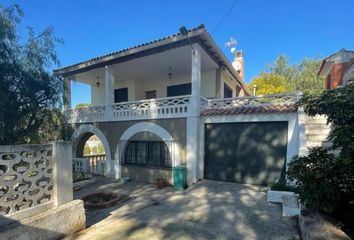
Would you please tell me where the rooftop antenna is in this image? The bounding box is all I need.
[225,37,237,55]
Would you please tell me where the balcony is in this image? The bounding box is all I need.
[66,95,191,123]
[66,93,299,123]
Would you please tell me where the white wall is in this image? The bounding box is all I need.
[92,69,218,103]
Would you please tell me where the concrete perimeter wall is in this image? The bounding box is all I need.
[0,198,85,240]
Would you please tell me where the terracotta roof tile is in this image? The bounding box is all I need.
[200,103,297,116]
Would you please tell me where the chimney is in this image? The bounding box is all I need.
[225,37,245,81]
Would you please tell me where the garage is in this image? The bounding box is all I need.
[204,121,288,186]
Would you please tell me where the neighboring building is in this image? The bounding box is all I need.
[318,49,354,89]
[54,25,305,186]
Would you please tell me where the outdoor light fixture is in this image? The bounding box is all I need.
[168,67,173,79]
[96,76,100,87]
[179,25,194,54]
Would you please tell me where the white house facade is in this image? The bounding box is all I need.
[54,25,305,186]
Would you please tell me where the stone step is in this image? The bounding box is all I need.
[307,141,324,148]
[306,118,328,124]
[305,123,331,129]
[282,195,300,217]
[305,128,331,135]
[306,135,329,141]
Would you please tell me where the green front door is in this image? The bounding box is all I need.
[204,122,288,186]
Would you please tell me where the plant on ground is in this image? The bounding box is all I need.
[0,4,70,144]
[287,81,354,214]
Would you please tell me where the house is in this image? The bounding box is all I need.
[318,49,354,89]
[54,25,304,186]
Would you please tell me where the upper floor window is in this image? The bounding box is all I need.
[114,88,128,103]
[224,83,233,98]
[167,83,191,97]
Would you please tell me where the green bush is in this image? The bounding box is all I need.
[288,81,354,213]
[287,147,345,212]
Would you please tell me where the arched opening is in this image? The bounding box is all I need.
[114,122,181,184]
[77,134,105,159]
[72,125,112,176]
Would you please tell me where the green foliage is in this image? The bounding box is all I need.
[0,4,67,144]
[288,82,354,213]
[287,148,345,212]
[299,81,354,163]
[248,73,290,95]
[250,54,324,95]
[75,103,91,109]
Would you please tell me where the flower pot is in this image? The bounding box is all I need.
[156,178,167,189]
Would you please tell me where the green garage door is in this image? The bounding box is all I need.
[204,122,288,186]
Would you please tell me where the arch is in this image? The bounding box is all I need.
[71,124,112,160]
[114,122,181,179]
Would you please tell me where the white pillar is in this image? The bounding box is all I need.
[104,66,114,106]
[186,45,201,185]
[53,141,73,207]
[104,66,114,120]
[63,77,71,111]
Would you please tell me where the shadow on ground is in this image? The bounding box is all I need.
[65,177,299,240]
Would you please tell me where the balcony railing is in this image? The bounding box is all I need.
[201,93,298,110]
[66,95,191,123]
[66,93,298,123]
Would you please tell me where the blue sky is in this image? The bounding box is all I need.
[4,0,354,106]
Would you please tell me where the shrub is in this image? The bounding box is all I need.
[289,81,354,213]
[287,147,346,212]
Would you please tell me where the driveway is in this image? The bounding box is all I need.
[65,179,299,240]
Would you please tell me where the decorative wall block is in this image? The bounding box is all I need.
[0,145,53,215]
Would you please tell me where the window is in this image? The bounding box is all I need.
[145,90,156,99]
[326,75,332,90]
[114,88,128,103]
[123,141,172,168]
[224,83,233,98]
[167,83,191,97]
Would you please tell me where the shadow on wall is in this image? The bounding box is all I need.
[0,214,62,240]
[204,122,288,186]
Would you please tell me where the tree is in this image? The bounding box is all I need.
[0,4,68,144]
[75,103,91,109]
[289,58,324,95]
[249,54,324,95]
[247,73,290,95]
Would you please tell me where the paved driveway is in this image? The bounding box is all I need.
[65,179,299,240]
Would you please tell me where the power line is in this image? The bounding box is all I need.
[211,0,240,35]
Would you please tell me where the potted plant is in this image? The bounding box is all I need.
[156,176,167,189]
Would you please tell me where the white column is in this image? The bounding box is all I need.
[104,66,115,120]
[53,141,73,207]
[186,45,201,185]
[63,77,71,111]
[104,66,114,106]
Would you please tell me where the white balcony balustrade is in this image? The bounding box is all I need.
[66,93,298,123]
[202,93,298,110]
[66,95,191,123]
